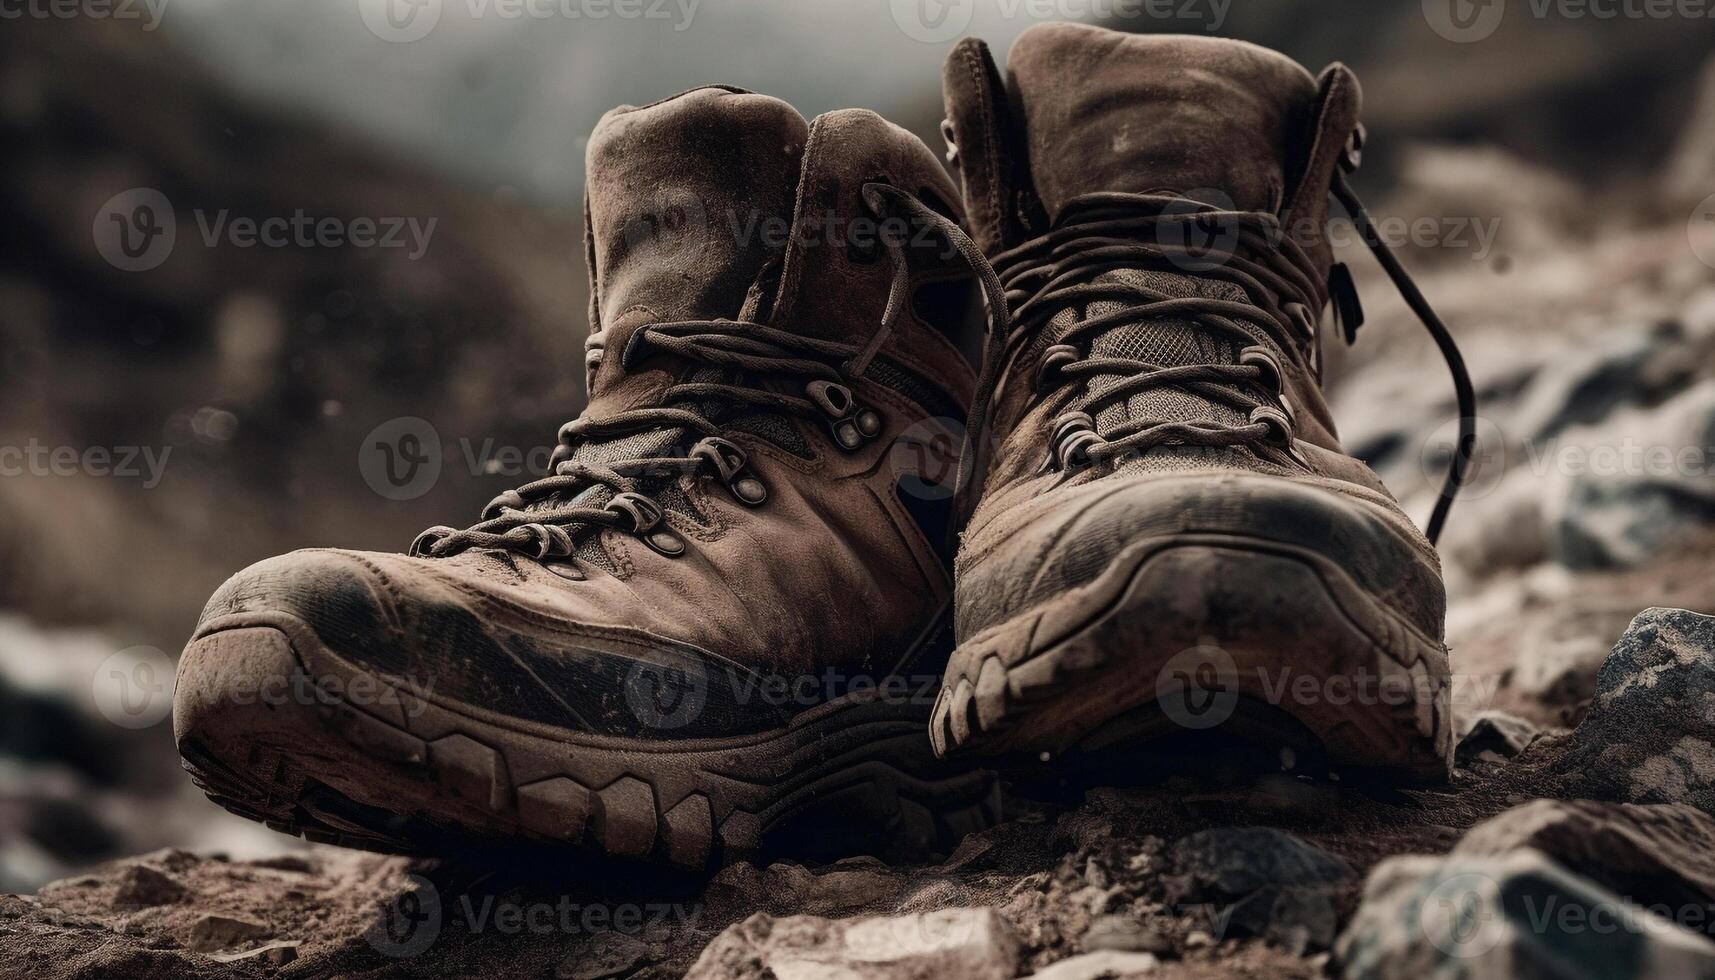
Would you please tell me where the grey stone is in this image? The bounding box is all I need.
[685,908,1020,980]
[1550,383,1715,570]
[1163,828,1353,954]
[1454,800,1715,918]
[1455,711,1542,768]
[111,864,187,908]
[1028,950,1160,979]
[1081,915,1171,954]
[1165,827,1354,900]
[1555,608,1715,811]
[1336,850,1715,979]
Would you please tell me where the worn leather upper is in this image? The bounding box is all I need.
[196,88,980,739]
[941,24,1444,640]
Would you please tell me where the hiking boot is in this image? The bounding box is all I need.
[173,86,1000,867]
[929,25,1475,784]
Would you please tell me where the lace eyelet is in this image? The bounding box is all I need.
[1042,412,1103,472]
[1238,346,1284,395]
[481,489,528,522]
[690,436,767,507]
[1282,302,1316,342]
[806,380,883,452]
[604,492,685,557]
[1035,344,1079,392]
[409,526,455,558]
[1249,405,1308,466]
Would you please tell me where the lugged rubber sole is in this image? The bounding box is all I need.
[174,616,999,870]
[931,535,1453,785]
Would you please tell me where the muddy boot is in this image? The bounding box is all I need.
[174,86,999,867]
[930,25,1475,785]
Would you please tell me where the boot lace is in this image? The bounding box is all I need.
[946,172,1477,546]
[410,184,942,563]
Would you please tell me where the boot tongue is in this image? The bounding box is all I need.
[585,87,809,325]
[1005,26,1318,218]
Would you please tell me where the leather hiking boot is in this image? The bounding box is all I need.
[173,86,1001,868]
[928,25,1475,785]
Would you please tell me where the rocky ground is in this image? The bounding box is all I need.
[7,18,1715,980]
[7,160,1715,978]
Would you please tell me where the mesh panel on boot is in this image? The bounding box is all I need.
[1045,268,1290,477]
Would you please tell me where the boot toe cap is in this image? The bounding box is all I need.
[957,473,1445,638]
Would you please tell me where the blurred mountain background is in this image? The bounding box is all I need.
[2,0,1714,889]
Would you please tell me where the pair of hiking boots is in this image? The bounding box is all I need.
[174,24,1474,870]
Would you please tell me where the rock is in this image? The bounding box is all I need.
[1336,850,1715,979]
[1511,621,1619,707]
[685,908,1020,980]
[1165,828,1355,900]
[1549,382,1715,570]
[111,864,187,908]
[1027,950,1160,979]
[1081,915,1172,954]
[1454,800,1715,918]
[1163,828,1354,954]
[186,913,271,953]
[764,862,904,915]
[1554,608,1715,810]
[206,941,299,965]
[1665,53,1715,203]
[1455,711,1542,767]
